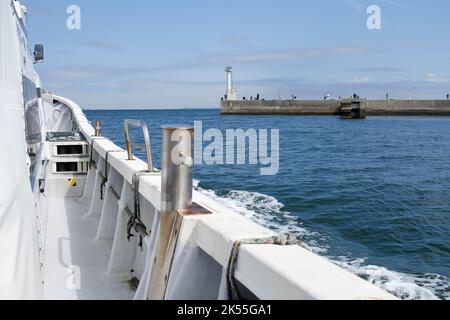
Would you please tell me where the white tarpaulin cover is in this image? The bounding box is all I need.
[43,99,73,132]
[0,0,42,299]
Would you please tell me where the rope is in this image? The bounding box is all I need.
[88,137,105,169]
[226,232,304,300]
[100,150,124,200]
[127,170,153,250]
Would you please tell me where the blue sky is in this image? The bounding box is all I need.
[25,0,450,109]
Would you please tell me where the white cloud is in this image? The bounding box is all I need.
[208,46,367,64]
[221,34,249,47]
[83,40,122,51]
[344,77,370,84]
[339,0,406,12]
[424,73,450,84]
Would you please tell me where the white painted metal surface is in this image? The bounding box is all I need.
[0,0,42,300]
[42,197,133,300]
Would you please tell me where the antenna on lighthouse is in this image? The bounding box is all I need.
[225,65,237,100]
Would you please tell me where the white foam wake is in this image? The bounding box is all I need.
[195,184,449,300]
[333,258,446,300]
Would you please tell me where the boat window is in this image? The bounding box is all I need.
[56,162,78,173]
[22,75,42,146]
[57,145,83,155]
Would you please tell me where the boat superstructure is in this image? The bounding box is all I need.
[0,0,397,300]
[0,0,42,299]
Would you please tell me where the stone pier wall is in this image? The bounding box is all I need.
[221,99,450,116]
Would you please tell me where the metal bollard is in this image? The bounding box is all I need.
[148,125,194,300]
[160,125,194,254]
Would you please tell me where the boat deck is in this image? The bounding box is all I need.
[42,196,134,300]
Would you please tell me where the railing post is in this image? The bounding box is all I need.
[148,125,194,300]
[95,120,101,137]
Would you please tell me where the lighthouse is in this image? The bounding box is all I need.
[225,66,238,100]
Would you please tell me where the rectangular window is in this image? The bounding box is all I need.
[56,162,78,173]
[57,145,83,155]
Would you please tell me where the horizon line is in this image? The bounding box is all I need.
[82,106,221,111]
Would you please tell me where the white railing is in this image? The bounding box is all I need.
[50,94,397,300]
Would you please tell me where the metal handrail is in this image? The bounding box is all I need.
[124,119,155,173]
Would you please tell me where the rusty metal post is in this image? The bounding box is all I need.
[95,120,101,136]
[124,119,155,172]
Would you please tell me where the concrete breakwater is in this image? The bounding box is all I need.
[221,99,450,116]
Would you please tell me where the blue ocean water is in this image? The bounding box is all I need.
[86,109,450,300]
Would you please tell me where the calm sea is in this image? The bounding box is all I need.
[86,109,450,300]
